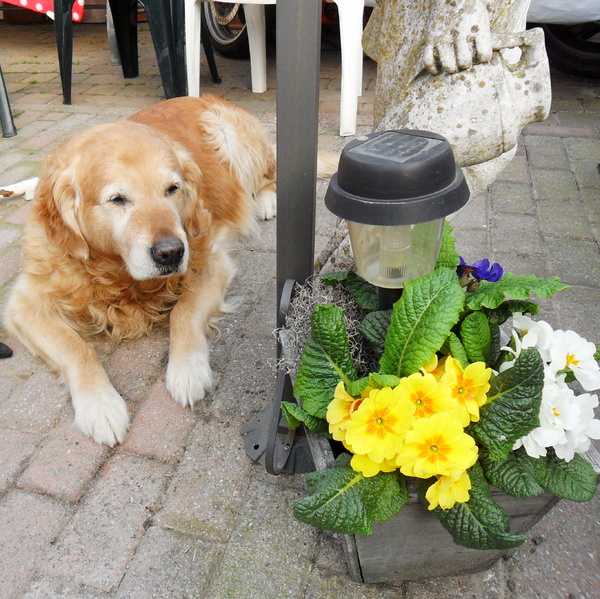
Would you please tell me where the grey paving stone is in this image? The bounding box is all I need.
[537,199,595,240]
[116,526,225,599]
[208,480,317,599]
[157,418,255,542]
[489,180,536,215]
[530,168,580,200]
[502,494,600,599]
[545,237,600,288]
[0,491,72,598]
[40,454,171,593]
[23,577,110,599]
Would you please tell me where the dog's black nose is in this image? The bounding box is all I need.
[151,236,185,267]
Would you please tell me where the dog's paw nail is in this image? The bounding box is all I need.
[73,387,130,446]
[166,351,213,408]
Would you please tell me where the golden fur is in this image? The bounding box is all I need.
[3,95,306,446]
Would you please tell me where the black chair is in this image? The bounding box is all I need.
[54,0,220,104]
[0,65,17,138]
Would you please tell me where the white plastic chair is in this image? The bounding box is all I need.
[185,0,374,136]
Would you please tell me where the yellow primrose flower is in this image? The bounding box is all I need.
[345,386,416,463]
[350,453,398,478]
[441,356,492,426]
[420,354,448,381]
[396,412,478,478]
[397,372,457,420]
[326,382,365,442]
[425,470,472,510]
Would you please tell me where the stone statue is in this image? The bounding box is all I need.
[363,0,551,197]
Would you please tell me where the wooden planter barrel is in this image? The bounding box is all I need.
[306,433,562,584]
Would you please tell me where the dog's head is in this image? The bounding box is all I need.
[34,121,207,280]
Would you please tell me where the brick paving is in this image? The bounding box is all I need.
[0,18,599,599]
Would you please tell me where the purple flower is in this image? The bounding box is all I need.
[458,257,504,289]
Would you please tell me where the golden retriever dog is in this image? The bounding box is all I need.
[4,95,337,446]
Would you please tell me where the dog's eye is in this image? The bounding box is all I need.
[167,184,180,195]
[109,194,128,205]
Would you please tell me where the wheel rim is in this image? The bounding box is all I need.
[205,3,246,46]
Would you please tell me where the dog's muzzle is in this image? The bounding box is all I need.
[151,235,185,271]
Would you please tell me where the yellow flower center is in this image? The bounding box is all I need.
[376,417,384,425]
[566,353,580,367]
[430,444,439,453]
[553,407,561,417]
[457,386,466,395]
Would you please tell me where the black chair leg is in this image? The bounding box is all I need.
[108,0,140,79]
[201,9,221,84]
[53,0,78,104]
[0,65,17,138]
[142,0,186,98]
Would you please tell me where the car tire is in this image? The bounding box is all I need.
[534,22,600,79]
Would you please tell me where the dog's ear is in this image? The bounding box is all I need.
[34,156,89,260]
[174,144,205,238]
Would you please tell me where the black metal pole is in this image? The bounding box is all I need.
[240,0,323,475]
[275,0,322,329]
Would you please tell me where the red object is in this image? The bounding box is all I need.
[2,0,85,22]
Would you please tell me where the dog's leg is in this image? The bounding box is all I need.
[254,181,277,221]
[4,283,130,446]
[166,248,236,408]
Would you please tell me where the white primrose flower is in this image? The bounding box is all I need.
[512,313,554,361]
[547,329,600,392]
[500,314,554,372]
[499,330,521,372]
[515,378,600,462]
[554,392,600,462]
[514,379,580,459]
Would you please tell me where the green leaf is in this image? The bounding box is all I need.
[295,457,408,535]
[379,268,465,377]
[533,451,598,502]
[346,271,379,311]
[281,401,329,433]
[483,299,539,327]
[435,221,460,269]
[369,373,402,389]
[471,348,544,461]
[346,373,402,397]
[359,310,392,358]
[465,273,569,311]
[489,325,503,369]
[446,332,469,368]
[429,463,526,550]
[346,377,371,397]
[460,311,491,364]
[321,270,350,284]
[480,448,544,498]
[294,305,358,419]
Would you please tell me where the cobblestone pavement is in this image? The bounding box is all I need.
[1,20,599,599]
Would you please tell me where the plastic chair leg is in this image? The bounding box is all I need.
[53,0,78,105]
[244,4,267,93]
[185,0,202,96]
[143,0,186,98]
[0,65,17,137]
[107,0,139,79]
[201,8,221,84]
[333,0,365,136]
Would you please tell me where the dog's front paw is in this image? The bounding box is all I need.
[72,386,130,446]
[166,348,213,408]
[255,188,277,220]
